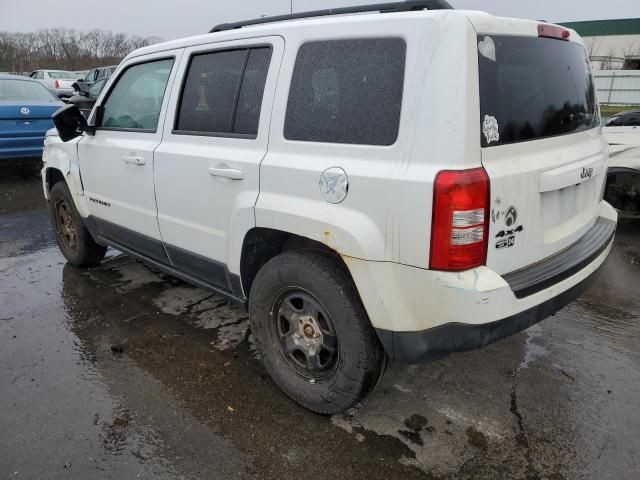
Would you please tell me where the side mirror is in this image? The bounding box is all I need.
[52,104,87,142]
[72,81,90,96]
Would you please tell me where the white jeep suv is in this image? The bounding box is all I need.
[43,0,617,414]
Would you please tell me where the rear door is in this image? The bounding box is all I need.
[476,31,606,275]
[78,51,181,263]
[154,37,283,293]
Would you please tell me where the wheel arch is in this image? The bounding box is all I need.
[239,227,354,300]
[605,167,640,217]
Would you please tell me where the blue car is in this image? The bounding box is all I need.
[0,74,63,164]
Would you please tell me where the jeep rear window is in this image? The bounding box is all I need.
[285,38,406,146]
[478,35,599,147]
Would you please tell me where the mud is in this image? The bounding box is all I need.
[1,171,639,479]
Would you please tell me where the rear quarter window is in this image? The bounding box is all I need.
[284,38,406,146]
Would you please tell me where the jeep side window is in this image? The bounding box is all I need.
[175,47,272,137]
[284,38,406,146]
[100,58,174,132]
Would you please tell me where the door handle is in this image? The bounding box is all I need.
[123,153,146,165]
[208,166,244,180]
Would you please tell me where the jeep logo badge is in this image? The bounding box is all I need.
[581,167,594,179]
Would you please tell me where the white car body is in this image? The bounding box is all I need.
[42,7,616,364]
[29,69,77,98]
[604,126,640,172]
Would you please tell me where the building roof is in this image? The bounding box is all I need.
[560,18,640,37]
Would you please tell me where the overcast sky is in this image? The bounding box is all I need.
[0,0,637,40]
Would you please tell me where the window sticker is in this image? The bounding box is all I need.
[478,36,496,62]
[483,115,500,144]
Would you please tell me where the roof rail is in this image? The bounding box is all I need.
[210,0,453,33]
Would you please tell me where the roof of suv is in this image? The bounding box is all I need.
[125,7,579,61]
[128,9,460,59]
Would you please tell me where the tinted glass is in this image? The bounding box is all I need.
[479,35,599,147]
[0,79,59,102]
[88,78,107,97]
[101,58,173,131]
[176,49,246,134]
[284,38,406,146]
[607,112,640,127]
[233,48,272,135]
[48,71,75,79]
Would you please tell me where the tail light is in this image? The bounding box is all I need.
[538,24,570,41]
[54,80,61,89]
[430,168,490,271]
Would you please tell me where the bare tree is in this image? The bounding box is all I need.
[585,38,600,59]
[0,28,162,73]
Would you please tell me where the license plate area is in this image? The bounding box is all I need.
[542,179,599,243]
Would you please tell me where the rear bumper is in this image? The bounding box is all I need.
[377,257,605,363]
[345,203,618,363]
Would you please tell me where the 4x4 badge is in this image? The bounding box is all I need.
[496,225,523,238]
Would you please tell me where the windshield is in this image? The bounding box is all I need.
[478,35,599,147]
[0,79,59,102]
[48,71,75,79]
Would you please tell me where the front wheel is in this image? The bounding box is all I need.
[49,181,107,267]
[249,250,386,414]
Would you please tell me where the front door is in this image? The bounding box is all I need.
[154,37,283,293]
[78,52,181,263]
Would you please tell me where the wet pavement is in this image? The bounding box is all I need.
[1,169,639,480]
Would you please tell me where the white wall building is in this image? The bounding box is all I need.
[560,18,640,70]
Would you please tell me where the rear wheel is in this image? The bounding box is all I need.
[49,181,107,267]
[249,250,386,414]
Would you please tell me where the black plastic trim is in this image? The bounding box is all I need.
[84,216,247,308]
[377,253,608,364]
[503,217,616,298]
[87,216,170,264]
[210,0,453,33]
[164,243,231,292]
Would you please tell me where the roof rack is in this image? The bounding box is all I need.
[210,0,453,33]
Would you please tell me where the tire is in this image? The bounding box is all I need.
[249,250,386,414]
[49,181,107,267]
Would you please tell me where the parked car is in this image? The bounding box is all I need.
[603,114,640,218]
[29,69,77,99]
[80,66,117,87]
[43,0,617,414]
[67,78,108,118]
[605,109,640,128]
[0,74,63,164]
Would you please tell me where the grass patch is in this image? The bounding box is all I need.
[601,104,638,118]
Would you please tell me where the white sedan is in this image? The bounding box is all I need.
[603,114,640,218]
